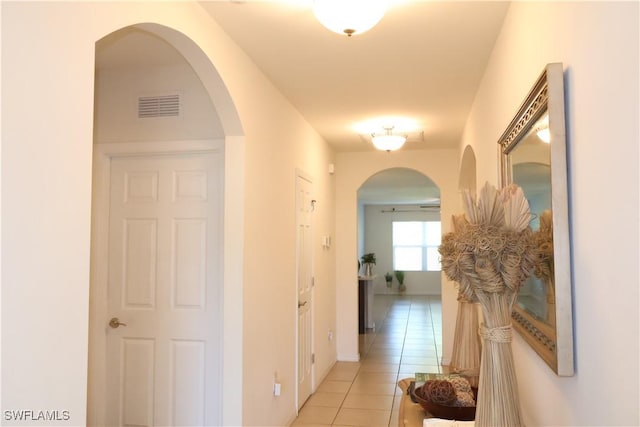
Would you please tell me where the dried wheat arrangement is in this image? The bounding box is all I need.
[439,182,537,427]
[450,295,481,387]
[448,215,481,385]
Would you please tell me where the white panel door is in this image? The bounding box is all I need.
[106,153,222,426]
[296,173,313,409]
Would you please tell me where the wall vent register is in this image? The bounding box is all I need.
[138,93,180,118]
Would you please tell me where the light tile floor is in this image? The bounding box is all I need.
[291,295,443,427]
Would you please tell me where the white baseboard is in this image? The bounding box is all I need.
[337,353,360,362]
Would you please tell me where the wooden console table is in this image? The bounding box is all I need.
[358,275,375,333]
[398,378,429,426]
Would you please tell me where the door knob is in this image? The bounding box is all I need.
[298,301,307,308]
[109,317,127,329]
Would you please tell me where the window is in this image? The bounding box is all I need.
[392,221,441,271]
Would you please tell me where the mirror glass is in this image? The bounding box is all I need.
[498,63,574,376]
[511,114,553,324]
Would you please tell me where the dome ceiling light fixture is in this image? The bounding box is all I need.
[371,126,407,151]
[312,0,388,37]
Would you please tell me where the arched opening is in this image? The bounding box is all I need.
[334,153,459,369]
[88,24,243,426]
[459,145,477,195]
[356,167,443,360]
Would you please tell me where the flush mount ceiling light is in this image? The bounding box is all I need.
[313,0,388,37]
[371,126,406,151]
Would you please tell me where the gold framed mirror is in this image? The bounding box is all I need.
[498,63,574,376]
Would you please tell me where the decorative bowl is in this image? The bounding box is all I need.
[409,381,477,421]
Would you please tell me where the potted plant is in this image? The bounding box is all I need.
[394,270,406,293]
[384,272,393,288]
[361,253,376,276]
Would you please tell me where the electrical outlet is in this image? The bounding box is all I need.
[328,330,334,341]
[273,382,281,396]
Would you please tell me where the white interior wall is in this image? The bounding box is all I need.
[2,4,98,423]
[94,62,223,143]
[363,204,442,295]
[461,2,639,425]
[1,3,336,426]
[0,3,3,415]
[357,201,365,259]
[335,150,460,364]
[309,161,338,392]
[240,93,336,426]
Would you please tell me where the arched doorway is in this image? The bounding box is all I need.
[88,24,243,426]
[459,145,477,195]
[356,168,442,354]
[334,151,460,367]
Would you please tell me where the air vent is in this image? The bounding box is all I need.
[138,94,180,118]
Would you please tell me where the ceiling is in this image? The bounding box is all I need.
[96,1,511,205]
[199,0,510,152]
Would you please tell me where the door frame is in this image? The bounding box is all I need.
[87,139,225,426]
[294,169,316,412]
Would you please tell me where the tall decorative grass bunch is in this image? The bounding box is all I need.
[439,182,537,427]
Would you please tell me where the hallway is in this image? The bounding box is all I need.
[292,295,443,426]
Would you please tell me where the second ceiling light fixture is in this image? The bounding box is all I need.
[372,126,407,152]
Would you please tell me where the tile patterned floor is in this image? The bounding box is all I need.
[291,295,443,427]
